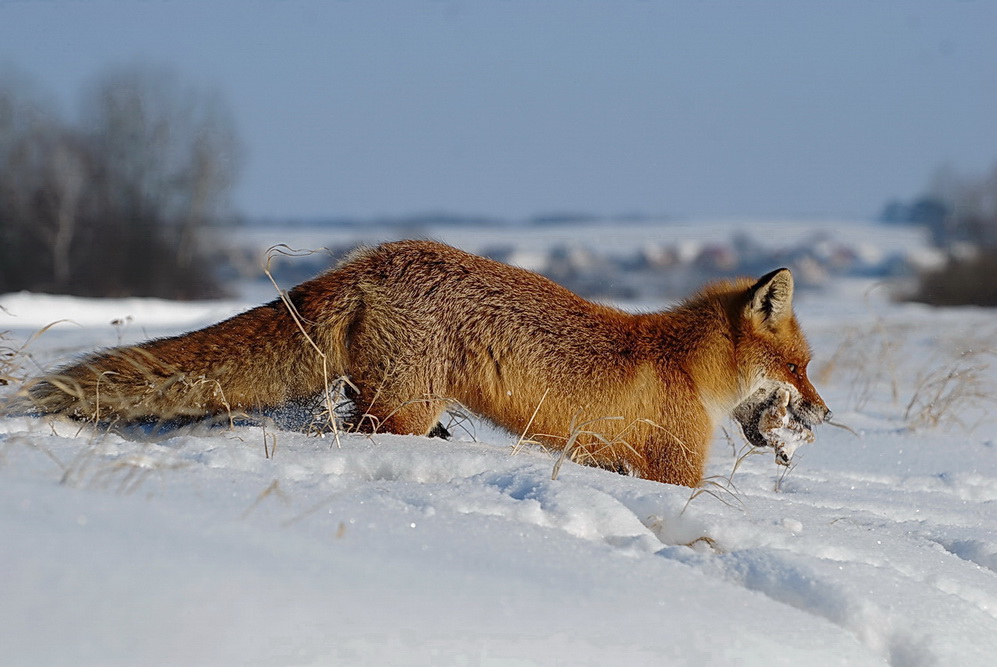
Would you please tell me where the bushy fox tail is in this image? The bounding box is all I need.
[28,272,359,426]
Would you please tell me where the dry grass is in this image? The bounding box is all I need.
[816,312,997,432]
[773,456,798,494]
[904,352,994,431]
[0,425,191,496]
[511,388,549,456]
[815,321,906,412]
[549,413,629,481]
[437,407,479,441]
[0,328,17,389]
[543,413,693,483]
[682,439,767,514]
[1,317,69,393]
[264,244,343,442]
[241,479,288,519]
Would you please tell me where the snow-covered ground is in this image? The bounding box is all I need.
[2,220,995,666]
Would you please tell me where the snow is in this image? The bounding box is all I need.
[3,220,997,666]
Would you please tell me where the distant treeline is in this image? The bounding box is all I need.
[882,163,997,306]
[881,163,997,248]
[0,65,239,299]
[240,210,666,231]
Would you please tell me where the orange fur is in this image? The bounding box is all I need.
[29,240,829,486]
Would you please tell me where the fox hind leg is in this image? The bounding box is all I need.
[360,398,449,437]
[345,381,448,437]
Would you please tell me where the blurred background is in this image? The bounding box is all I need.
[1,0,995,305]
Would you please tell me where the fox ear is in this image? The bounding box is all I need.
[746,268,794,326]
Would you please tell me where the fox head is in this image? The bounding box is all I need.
[735,268,831,431]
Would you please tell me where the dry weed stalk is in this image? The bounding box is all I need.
[98,456,190,495]
[681,442,765,514]
[815,307,996,433]
[355,392,476,441]
[774,457,798,493]
[549,413,626,481]
[264,244,345,443]
[816,322,905,412]
[545,414,689,482]
[27,423,190,495]
[1,319,71,392]
[0,434,67,473]
[282,494,339,528]
[110,315,134,345]
[1,327,17,388]
[815,285,915,410]
[241,479,287,519]
[511,388,549,456]
[262,419,277,458]
[904,352,993,431]
[439,407,478,441]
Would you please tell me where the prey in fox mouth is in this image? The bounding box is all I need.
[733,384,828,465]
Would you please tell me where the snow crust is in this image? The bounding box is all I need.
[3,221,997,666]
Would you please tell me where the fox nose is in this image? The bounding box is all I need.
[823,408,833,423]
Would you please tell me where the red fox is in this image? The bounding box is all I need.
[29,240,829,487]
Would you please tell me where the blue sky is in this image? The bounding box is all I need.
[1,1,995,221]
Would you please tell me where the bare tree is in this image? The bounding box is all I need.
[0,70,63,290]
[0,65,241,299]
[79,65,241,296]
[45,134,88,285]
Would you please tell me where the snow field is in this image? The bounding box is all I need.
[0,421,883,666]
[2,233,997,665]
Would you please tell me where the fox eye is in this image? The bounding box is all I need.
[787,363,799,375]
